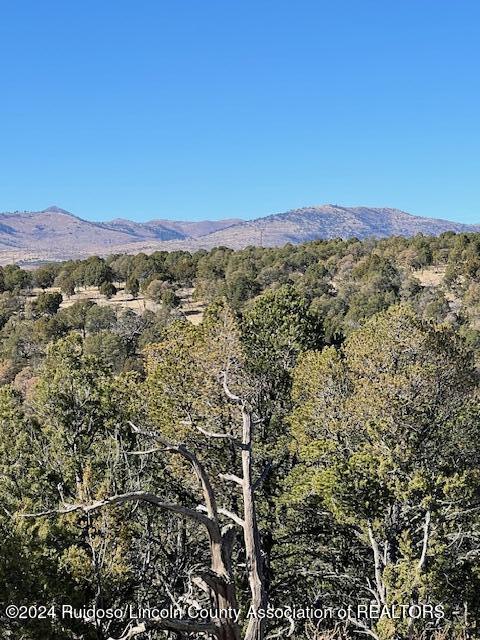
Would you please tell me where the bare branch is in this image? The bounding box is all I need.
[193,423,240,443]
[221,524,237,575]
[219,473,244,487]
[241,404,268,639]
[24,491,215,533]
[126,447,163,456]
[367,523,387,606]
[221,370,241,403]
[365,579,381,607]
[181,416,241,443]
[417,510,431,571]
[129,421,219,523]
[198,504,245,528]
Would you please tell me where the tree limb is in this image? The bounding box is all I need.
[193,423,240,443]
[128,421,219,523]
[221,370,242,403]
[417,509,431,571]
[219,473,244,487]
[24,491,216,534]
[367,523,387,606]
[198,504,245,528]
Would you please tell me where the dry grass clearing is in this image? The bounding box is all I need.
[412,266,446,287]
[411,266,465,316]
[30,284,205,325]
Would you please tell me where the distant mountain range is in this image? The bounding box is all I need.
[0,204,478,264]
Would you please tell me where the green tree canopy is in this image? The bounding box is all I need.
[289,305,480,638]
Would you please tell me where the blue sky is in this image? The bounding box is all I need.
[0,1,479,223]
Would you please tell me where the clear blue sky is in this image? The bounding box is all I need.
[1,1,479,223]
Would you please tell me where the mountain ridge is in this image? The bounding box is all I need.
[0,204,478,265]
[174,204,480,249]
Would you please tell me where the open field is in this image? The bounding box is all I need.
[412,266,446,287]
[30,284,205,325]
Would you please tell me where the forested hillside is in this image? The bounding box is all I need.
[1,231,480,639]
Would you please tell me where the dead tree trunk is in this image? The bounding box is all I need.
[130,427,242,640]
[30,378,268,640]
[222,374,267,640]
[241,406,267,640]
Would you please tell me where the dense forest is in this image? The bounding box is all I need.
[2,231,480,639]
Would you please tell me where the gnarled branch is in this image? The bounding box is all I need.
[24,491,215,534]
[128,421,219,523]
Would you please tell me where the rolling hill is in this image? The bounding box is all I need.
[0,206,241,263]
[0,204,478,264]
[188,205,480,249]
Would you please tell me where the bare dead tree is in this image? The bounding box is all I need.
[221,372,268,640]
[26,370,268,640]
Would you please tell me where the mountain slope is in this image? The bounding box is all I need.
[189,205,480,249]
[0,206,242,260]
[0,204,479,264]
[105,217,241,239]
[0,206,156,251]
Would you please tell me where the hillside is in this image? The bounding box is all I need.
[188,205,480,249]
[105,217,242,240]
[0,206,242,263]
[0,203,479,264]
[109,205,480,255]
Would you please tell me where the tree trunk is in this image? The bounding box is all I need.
[208,533,241,640]
[241,408,267,640]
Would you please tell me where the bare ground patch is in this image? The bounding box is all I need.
[412,266,446,287]
[30,284,205,324]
